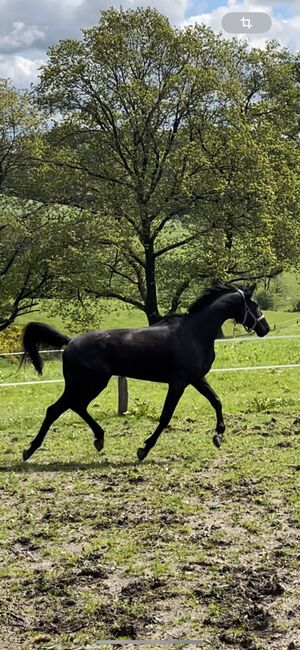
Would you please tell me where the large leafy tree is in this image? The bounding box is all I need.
[0,197,54,331]
[25,8,300,324]
[0,81,56,331]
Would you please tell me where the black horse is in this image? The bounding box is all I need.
[21,283,269,462]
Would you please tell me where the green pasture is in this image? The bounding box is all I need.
[14,265,300,338]
[14,297,300,342]
[0,334,299,649]
[273,270,300,311]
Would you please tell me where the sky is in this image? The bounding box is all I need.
[0,0,299,89]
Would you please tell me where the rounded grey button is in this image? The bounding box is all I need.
[222,12,272,34]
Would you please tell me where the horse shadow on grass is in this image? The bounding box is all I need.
[0,457,169,473]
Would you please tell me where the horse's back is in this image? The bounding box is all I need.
[63,326,181,382]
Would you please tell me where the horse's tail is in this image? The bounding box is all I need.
[21,322,71,375]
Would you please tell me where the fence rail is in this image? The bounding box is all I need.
[1,362,300,390]
[1,336,300,414]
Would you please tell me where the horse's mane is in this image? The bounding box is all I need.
[150,313,186,327]
[155,284,245,324]
[188,284,239,315]
[155,313,185,326]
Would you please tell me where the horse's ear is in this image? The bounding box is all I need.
[246,283,256,296]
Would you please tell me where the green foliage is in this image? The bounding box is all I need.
[248,395,295,412]
[22,7,300,325]
[0,82,58,330]
[255,289,275,310]
[0,196,81,331]
[0,324,22,352]
[292,300,300,312]
[0,79,46,196]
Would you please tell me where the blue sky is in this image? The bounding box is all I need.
[186,0,294,17]
[187,0,230,14]
[0,0,299,88]
[271,4,293,18]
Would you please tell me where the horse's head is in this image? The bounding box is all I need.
[235,284,270,337]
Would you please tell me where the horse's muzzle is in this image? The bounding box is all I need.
[255,319,270,337]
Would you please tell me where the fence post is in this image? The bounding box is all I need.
[118,376,128,415]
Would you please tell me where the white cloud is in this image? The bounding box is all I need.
[0,0,299,88]
[0,0,190,54]
[246,0,298,7]
[0,53,45,88]
[185,0,300,51]
[0,22,45,53]
[0,0,190,87]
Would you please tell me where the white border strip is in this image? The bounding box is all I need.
[212,363,300,372]
[1,363,300,388]
[216,334,300,343]
[0,350,62,357]
[0,379,63,387]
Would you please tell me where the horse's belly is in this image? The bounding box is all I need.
[113,353,175,383]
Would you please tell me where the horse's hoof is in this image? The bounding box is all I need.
[94,438,104,452]
[137,447,147,462]
[213,434,222,449]
[22,449,31,462]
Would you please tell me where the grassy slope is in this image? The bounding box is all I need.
[15,297,300,341]
[0,338,299,649]
[17,300,148,333]
[12,267,300,338]
[273,270,300,311]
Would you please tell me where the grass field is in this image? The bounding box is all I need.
[0,335,299,650]
[272,271,300,311]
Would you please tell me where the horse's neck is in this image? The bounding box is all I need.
[189,297,237,342]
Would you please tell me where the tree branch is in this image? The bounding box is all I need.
[85,287,145,311]
[154,233,199,258]
[168,278,190,313]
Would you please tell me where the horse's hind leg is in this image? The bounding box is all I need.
[72,406,105,452]
[69,375,110,453]
[137,382,186,462]
[23,391,69,461]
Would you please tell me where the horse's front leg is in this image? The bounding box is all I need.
[192,377,225,448]
[137,382,186,462]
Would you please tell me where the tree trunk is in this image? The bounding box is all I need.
[144,242,160,324]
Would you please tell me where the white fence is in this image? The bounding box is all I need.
[0,335,300,391]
